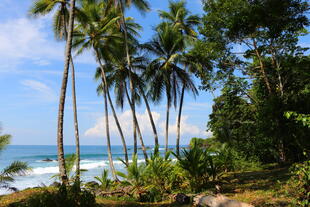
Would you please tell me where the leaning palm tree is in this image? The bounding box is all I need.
[159,0,200,155]
[72,0,122,180]
[95,64,129,166]
[0,128,30,191]
[29,0,81,183]
[113,0,150,153]
[94,48,150,162]
[143,23,197,153]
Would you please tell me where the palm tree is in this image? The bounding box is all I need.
[0,128,30,191]
[29,0,81,183]
[72,0,122,180]
[93,15,145,166]
[94,49,150,162]
[95,65,129,166]
[159,0,200,155]
[113,0,150,153]
[143,23,197,153]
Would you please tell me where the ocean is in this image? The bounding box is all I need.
[0,145,173,195]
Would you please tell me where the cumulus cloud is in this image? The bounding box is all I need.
[160,115,206,137]
[84,110,207,143]
[85,110,161,137]
[21,79,57,103]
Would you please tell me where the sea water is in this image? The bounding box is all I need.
[0,145,171,195]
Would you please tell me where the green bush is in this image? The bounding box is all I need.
[214,144,262,172]
[94,169,112,191]
[287,160,310,207]
[173,141,217,192]
[16,183,96,207]
[117,154,147,200]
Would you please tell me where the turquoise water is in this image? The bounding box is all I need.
[0,145,174,195]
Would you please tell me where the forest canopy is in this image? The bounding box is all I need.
[191,0,310,163]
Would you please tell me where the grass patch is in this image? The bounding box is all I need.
[219,164,293,206]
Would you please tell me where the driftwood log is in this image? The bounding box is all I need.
[194,194,254,207]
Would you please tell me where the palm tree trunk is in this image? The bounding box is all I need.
[125,85,148,162]
[165,98,170,153]
[132,91,137,155]
[70,57,80,182]
[117,1,140,155]
[104,81,129,165]
[103,86,117,180]
[176,86,185,156]
[56,0,76,185]
[139,86,159,150]
[95,50,117,181]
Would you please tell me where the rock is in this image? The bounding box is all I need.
[193,194,254,207]
[138,147,151,150]
[50,182,61,187]
[173,193,190,204]
[42,158,53,162]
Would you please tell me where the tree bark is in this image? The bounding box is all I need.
[103,85,117,180]
[125,85,148,162]
[271,51,284,97]
[104,81,129,165]
[139,86,159,150]
[176,86,185,155]
[56,0,76,185]
[132,88,137,155]
[117,1,140,155]
[70,57,80,182]
[165,97,170,153]
[252,39,272,94]
[96,50,118,180]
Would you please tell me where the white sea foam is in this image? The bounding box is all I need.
[31,166,59,175]
[29,158,146,175]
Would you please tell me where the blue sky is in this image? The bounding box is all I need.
[0,0,309,146]
[0,0,214,146]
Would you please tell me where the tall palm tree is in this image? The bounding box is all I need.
[72,0,122,180]
[159,0,200,155]
[113,0,150,153]
[95,65,129,166]
[0,127,30,191]
[29,0,81,182]
[143,23,197,153]
[95,49,150,162]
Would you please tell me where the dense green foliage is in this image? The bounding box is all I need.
[191,0,310,163]
[286,160,310,207]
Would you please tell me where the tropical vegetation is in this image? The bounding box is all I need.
[0,0,309,206]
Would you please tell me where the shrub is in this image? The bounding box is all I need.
[117,154,147,200]
[214,144,261,172]
[286,160,310,207]
[173,141,217,192]
[94,169,112,191]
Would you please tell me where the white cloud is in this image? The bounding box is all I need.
[0,17,63,69]
[160,115,206,137]
[21,79,57,103]
[85,110,161,137]
[84,110,207,142]
[0,17,96,72]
